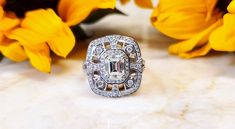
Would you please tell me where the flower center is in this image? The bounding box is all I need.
[4,0,59,17]
[216,0,232,13]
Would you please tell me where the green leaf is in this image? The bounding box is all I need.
[82,8,126,24]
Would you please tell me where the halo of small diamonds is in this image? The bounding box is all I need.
[84,35,144,97]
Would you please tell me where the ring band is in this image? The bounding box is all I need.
[83,35,145,97]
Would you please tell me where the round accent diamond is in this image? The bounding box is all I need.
[96,80,105,88]
[127,80,134,87]
[95,46,103,55]
[126,45,133,53]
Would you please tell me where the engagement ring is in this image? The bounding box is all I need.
[83,35,145,97]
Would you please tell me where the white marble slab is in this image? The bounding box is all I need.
[0,2,235,129]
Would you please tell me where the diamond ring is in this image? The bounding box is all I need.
[83,35,145,97]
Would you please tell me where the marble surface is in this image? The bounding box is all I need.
[0,2,235,129]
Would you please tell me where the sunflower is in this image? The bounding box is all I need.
[0,0,116,73]
[151,0,235,58]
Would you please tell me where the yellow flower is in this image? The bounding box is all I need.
[210,1,235,51]
[8,9,75,73]
[58,0,116,26]
[1,0,116,73]
[151,0,224,58]
[0,6,27,62]
[120,0,153,8]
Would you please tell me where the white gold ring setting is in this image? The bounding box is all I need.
[83,35,145,97]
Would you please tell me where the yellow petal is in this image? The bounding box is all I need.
[0,10,20,31]
[58,0,116,26]
[21,9,63,38]
[210,13,235,51]
[47,24,75,57]
[179,43,211,58]
[0,33,3,41]
[0,7,3,18]
[7,28,48,47]
[0,17,20,31]
[7,9,64,46]
[228,0,235,13]
[134,0,153,9]
[205,0,218,21]
[0,0,5,6]
[96,0,116,8]
[151,0,221,40]
[152,0,216,14]
[169,19,222,54]
[24,44,51,73]
[0,40,27,62]
[120,0,130,5]
[7,9,75,57]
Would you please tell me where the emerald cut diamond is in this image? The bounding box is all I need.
[100,49,129,83]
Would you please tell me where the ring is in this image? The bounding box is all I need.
[83,35,145,97]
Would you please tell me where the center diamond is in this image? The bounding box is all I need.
[106,54,125,79]
[100,49,129,83]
